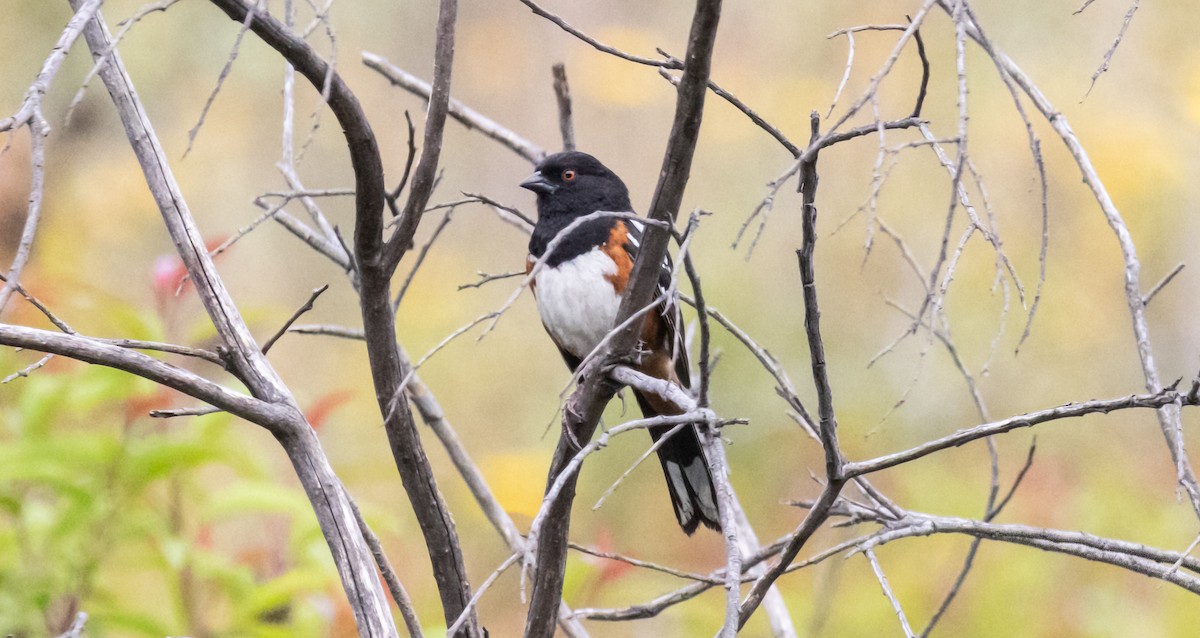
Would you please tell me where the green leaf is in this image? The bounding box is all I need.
[203,481,313,521]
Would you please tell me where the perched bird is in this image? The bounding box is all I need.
[520,151,721,535]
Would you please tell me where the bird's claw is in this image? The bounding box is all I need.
[562,400,585,451]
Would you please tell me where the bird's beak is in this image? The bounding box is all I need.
[520,170,557,195]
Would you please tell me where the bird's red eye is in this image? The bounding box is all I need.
[562,169,576,182]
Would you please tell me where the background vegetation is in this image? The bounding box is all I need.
[2,0,1199,635]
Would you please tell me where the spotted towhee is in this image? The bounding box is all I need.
[520,151,721,535]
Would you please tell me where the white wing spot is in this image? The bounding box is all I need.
[665,461,696,521]
[687,456,718,514]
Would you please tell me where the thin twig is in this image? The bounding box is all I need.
[864,549,916,637]
[289,323,365,340]
[950,0,1200,518]
[568,542,720,584]
[149,405,222,418]
[390,111,418,204]
[592,423,687,511]
[1143,263,1185,307]
[261,284,329,354]
[394,209,455,311]
[458,270,523,290]
[96,338,224,366]
[64,0,184,125]
[517,0,682,69]
[551,63,575,151]
[363,52,545,165]
[446,553,522,637]
[739,112,846,628]
[1083,0,1140,99]
[349,496,424,638]
[659,67,802,157]
[845,388,1199,478]
[184,0,261,158]
[3,353,55,384]
[826,30,856,118]
[0,273,74,333]
[56,611,88,638]
[461,192,536,231]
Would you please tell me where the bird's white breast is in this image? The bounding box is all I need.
[534,248,621,360]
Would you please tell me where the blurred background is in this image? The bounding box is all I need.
[2,0,1200,636]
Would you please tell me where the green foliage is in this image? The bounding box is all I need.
[0,357,338,637]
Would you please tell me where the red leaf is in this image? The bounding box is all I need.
[123,386,174,423]
[151,236,230,306]
[306,390,355,431]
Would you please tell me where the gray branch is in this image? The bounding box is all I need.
[71,1,396,634]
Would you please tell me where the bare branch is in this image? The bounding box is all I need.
[197,0,461,633]
[394,344,592,637]
[551,63,575,151]
[948,0,1200,518]
[0,324,284,427]
[0,0,104,134]
[389,111,418,204]
[656,61,800,157]
[447,553,521,637]
[569,542,720,583]
[864,549,915,637]
[525,7,723,629]
[740,113,848,627]
[289,323,364,340]
[859,514,1200,592]
[261,284,329,354]
[349,497,424,638]
[458,270,523,290]
[591,423,687,512]
[149,405,221,418]
[845,388,1198,478]
[705,415,742,636]
[55,611,88,638]
[0,115,47,314]
[363,53,545,165]
[292,320,587,635]
[394,208,455,310]
[273,169,344,248]
[97,338,224,367]
[1143,262,1185,307]
[383,0,461,272]
[461,192,536,230]
[826,29,856,118]
[0,272,74,333]
[184,0,259,157]
[1083,0,1141,99]
[3,353,55,384]
[516,0,681,69]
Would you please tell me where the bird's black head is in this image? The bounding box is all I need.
[520,151,632,220]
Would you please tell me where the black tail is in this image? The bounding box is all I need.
[634,391,722,535]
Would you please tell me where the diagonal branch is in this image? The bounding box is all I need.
[524,2,724,636]
[201,1,481,635]
[0,0,106,312]
[362,53,546,165]
[738,111,846,629]
[384,0,460,270]
[516,0,681,69]
[944,0,1200,519]
[72,3,398,636]
[0,324,284,426]
[844,388,1199,478]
